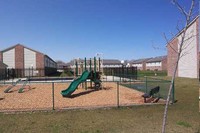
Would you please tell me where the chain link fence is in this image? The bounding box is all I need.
[0,75,174,112]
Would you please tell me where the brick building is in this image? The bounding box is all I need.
[0,61,7,79]
[146,56,167,71]
[0,61,7,69]
[130,58,152,70]
[0,44,57,77]
[67,59,122,69]
[167,16,199,78]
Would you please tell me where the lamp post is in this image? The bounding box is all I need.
[95,53,103,74]
[31,64,33,77]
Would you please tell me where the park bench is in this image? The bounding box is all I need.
[142,86,160,103]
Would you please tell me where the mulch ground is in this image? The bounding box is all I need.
[0,82,165,111]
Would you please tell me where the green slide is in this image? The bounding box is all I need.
[61,70,90,97]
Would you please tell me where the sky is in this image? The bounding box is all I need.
[0,0,198,62]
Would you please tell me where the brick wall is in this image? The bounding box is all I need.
[15,45,24,69]
[142,62,146,70]
[36,52,45,76]
[0,52,2,62]
[167,38,178,77]
[162,57,167,71]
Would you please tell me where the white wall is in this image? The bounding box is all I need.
[24,48,36,69]
[3,48,15,68]
[178,21,198,78]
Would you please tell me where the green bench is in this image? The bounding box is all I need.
[142,86,160,103]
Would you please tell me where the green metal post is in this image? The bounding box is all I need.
[98,57,101,72]
[90,58,92,71]
[84,57,87,71]
[84,57,87,90]
[76,61,78,77]
[94,57,96,81]
[90,58,92,88]
[52,82,55,110]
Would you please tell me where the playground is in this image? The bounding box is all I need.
[0,77,198,133]
[0,82,152,111]
[0,57,171,112]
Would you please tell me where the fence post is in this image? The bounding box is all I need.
[145,76,147,93]
[85,81,87,90]
[52,82,55,110]
[117,81,119,108]
[172,81,175,103]
[112,70,114,81]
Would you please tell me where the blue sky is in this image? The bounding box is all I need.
[0,0,198,62]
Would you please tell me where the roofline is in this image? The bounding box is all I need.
[44,55,57,64]
[1,44,56,64]
[166,15,199,46]
[0,61,8,67]
[146,56,167,63]
[146,60,164,63]
[131,58,152,64]
[0,44,19,52]
[0,44,45,55]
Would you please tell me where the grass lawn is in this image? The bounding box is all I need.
[0,77,199,133]
[138,70,167,77]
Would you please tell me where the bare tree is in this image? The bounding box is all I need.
[161,0,196,133]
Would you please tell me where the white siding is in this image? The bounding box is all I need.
[146,62,162,67]
[132,64,142,67]
[178,21,198,78]
[104,65,121,68]
[24,48,36,69]
[3,48,15,68]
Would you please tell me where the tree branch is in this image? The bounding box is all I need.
[163,33,178,53]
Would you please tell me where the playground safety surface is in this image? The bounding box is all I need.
[0,82,165,112]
